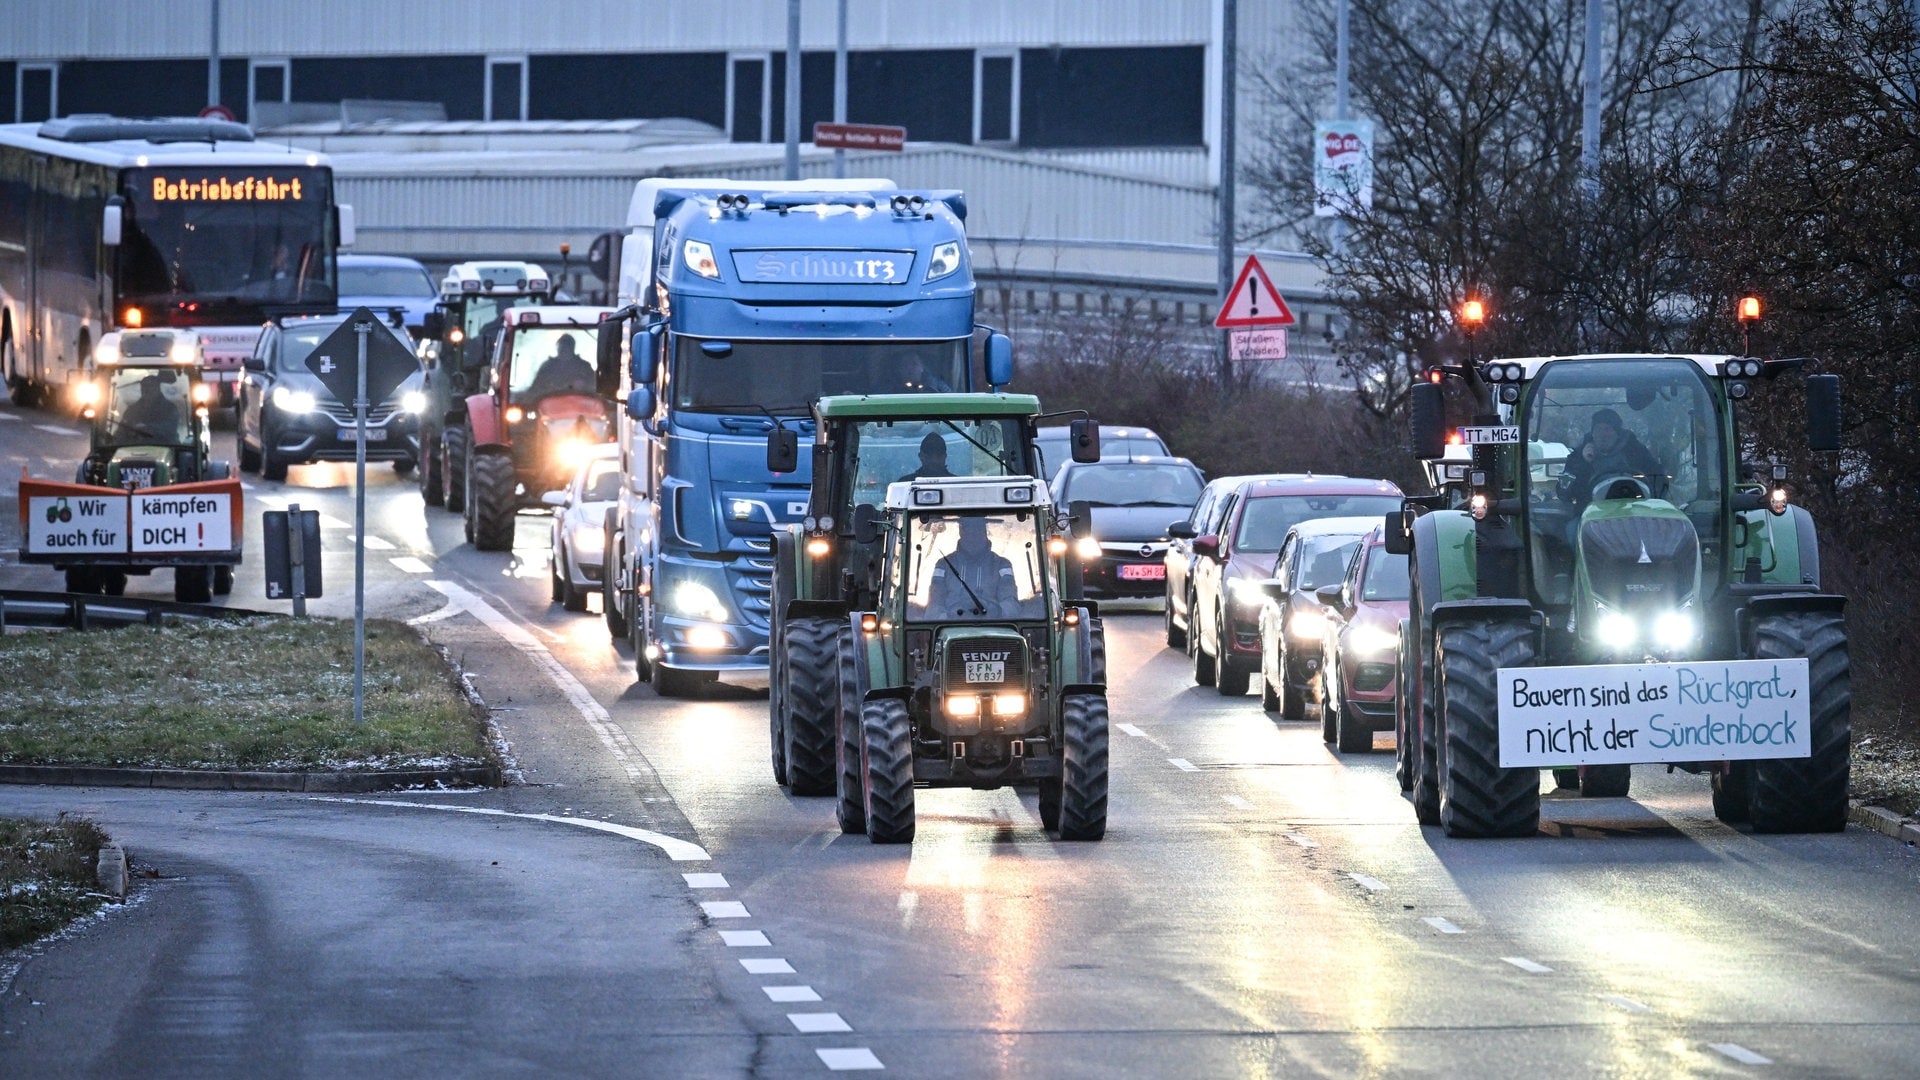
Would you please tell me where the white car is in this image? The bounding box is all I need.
[544,443,622,612]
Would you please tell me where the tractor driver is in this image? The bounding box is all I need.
[896,432,955,482]
[919,516,1022,619]
[120,374,184,441]
[1559,407,1662,507]
[524,334,597,402]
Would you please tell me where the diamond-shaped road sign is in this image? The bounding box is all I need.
[1214,254,1297,328]
[307,307,418,408]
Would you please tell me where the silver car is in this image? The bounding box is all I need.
[544,443,622,612]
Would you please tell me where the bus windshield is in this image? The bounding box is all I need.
[674,338,968,414]
[119,167,335,309]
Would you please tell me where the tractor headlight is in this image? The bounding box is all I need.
[272,386,317,414]
[1347,624,1400,656]
[926,241,963,282]
[1596,609,1638,650]
[671,580,728,620]
[945,694,982,718]
[401,390,428,414]
[1653,610,1696,650]
[1288,607,1327,640]
[991,693,1027,717]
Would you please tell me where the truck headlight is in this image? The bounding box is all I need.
[683,239,721,279]
[926,241,962,281]
[272,386,316,414]
[672,580,727,620]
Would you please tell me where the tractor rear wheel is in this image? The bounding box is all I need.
[834,626,867,835]
[443,428,468,513]
[174,566,213,604]
[862,697,915,844]
[213,565,232,596]
[469,451,517,551]
[1578,764,1631,798]
[1712,762,1753,824]
[1056,693,1110,841]
[780,617,838,796]
[1436,619,1540,838]
[1411,625,1441,824]
[64,568,101,595]
[1748,610,1850,833]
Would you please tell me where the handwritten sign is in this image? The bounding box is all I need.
[1497,658,1811,767]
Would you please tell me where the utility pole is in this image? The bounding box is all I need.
[1331,0,1350,256]
[784,0,802,180]
[1215,0,1238,400]
[834,0,848,179]
[207,0,221,110]
[1580,0,1602,198]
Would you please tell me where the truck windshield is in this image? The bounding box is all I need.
[119,167,335,310]
[674,338,968,413]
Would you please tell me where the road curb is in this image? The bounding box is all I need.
[1849,801,1920,845]
[0,762,502,792]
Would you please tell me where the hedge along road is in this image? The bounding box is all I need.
[3,403,1920,1077]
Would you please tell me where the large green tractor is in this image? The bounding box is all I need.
[1391,352,1848,837]
[836,475,1108,843]
[765,393,1100,797]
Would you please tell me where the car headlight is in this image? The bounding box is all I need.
[272,385,317,414]
[572,524,605,555]
[683,239,720,279]
[1288,607,1327,640]
[1347,624,1400,656]
[1653,610,1695,650]
[555,438,592,469]
[671,580,728,620]
[1228,578,1268,607]
[926,241,963,281]
[401,390,427,414]
[1074,536,1102,560]
[1596,609,1637,650]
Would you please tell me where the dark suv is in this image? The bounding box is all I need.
[236,312,425,481]
[1177,475,1403,696]
[1050,455,1205,597]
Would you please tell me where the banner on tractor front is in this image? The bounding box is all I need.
[1498,658,1811,767]
[18,478,243,559]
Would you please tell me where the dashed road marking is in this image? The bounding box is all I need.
[320,514,352,529]
[898,890,918,931]
[1347,873,1388,892]
[816,1047,885,1071]
[684,872,729,888]
[1222,794,1255,810]
[789,1012,852,1033]
[391,556,434,574]
[308,798,709,861]
[700,901,750,919]
[352,534,396,550]
[763,986,821,1002]
[741,958,795,975]
[32,424,75,436]
[1423,916,1464,934]
[1168,757,1199,772]
[1117,723,1147,737]
[1600,994,1651,1013]
[0,412,16,420]
[1285,832,1320,848]
[719,930,770,947]
[1502,957,1553,974]
[1709,1043,1772,1065]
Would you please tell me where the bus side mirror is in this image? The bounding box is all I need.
[102,201,124,246]
[1410,381,1446,460]
[1806,374,1841,452]
[421,311,445,338]
[1069,418,1101,463]
[985,333,1014,389]
[767,426,799,474]
[336,204,356,247]
[625,385,655,420]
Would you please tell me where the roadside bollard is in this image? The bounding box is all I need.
[96,842,127,901]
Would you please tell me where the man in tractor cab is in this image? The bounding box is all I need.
[896,432,955,483]
[118,374,186,442]
[524,334,597,403]
[1559,407,1662,507]
[919,516,1023,619]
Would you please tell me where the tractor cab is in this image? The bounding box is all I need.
[79,329,215,490]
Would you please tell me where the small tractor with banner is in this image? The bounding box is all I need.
[834,474,1108,843]
[764,392,1102,797]
[18,328,241,602]
[1391,343,1848,837]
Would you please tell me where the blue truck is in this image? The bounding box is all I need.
[599,180,1011,696]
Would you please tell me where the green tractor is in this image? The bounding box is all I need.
[832,474,1108,843]
[1392,351,1848,837]
[765,392,1100,797]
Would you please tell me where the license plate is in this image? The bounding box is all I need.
[965,661,1005,684]
[338,427,388,441]
[1118,563,1166,581]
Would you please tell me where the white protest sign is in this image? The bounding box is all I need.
[130,491,234,552]
[25,494,128,554]
[1498,658,1811,767]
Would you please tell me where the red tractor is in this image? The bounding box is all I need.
[462,306,616,551]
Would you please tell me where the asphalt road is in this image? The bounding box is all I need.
[2,399,1919,1078]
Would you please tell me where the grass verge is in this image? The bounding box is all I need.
[1,814,111,951]
[0,617,490,771]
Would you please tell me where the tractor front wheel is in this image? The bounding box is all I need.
[1436,619,1540,838]
[1056,693,1110,841]
[1578,764,1631,798]
[834,625,867,835]
[780,617,839,796]
[862,697,916,844]
[1748,610,1850,833]
[1411,628,1441,824]
[420,426,444,505]
[174,565,213,604]
[469,451,517,551]
[1712,762,1753,823]
[443,427,469,513]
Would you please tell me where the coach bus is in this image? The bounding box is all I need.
[0,115,351,409]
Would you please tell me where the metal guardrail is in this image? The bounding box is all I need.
[0,590,274,632]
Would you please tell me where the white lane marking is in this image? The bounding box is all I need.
[1117,723,1147,737]
[352,534,396,550]
[307,797,709,861]
[719,930,770,947]
[0,412,16,420]
[700,901,750,919]
[1600,994,1651,1013]
[741,958,794,975]
[1285,832,1320,848]
[252,492,284,505]
[391,556,434,574]
[32,424,76,436]
[1168,757,1199,772]
[1347,873,1388,892]
[1423,916,1464,934]
[763,986,821,1003]
[789,1012,852,1033]
[1502,957,1553,974]
[816,1048,885,1071]
[320,514,352,529]
[683,872,729,889]
[898,890,918,931]
[1709,1044,1772,1065]
[1222,794,1255,810]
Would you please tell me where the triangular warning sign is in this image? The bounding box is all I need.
[1214,255,1296,328]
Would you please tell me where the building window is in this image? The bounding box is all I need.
[730,55,768,142]
[1018,46,1204,148]
[487,58,525,122]
[19,64,56,123]
[975,52,1017,144]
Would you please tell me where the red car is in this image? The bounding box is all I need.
[1315,527,1410,753]
[1185,475,1403,696]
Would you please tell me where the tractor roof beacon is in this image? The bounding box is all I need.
[833,475,1109,843]
[1390,351,1849,838]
